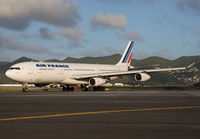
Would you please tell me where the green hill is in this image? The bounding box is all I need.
[63,54,121,64]
[133,56,171,68]
[45,59,61,62]
[11,56,35,65]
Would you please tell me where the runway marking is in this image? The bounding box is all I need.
[0,106,200,121]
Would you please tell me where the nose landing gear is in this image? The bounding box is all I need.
[22,83,28,92]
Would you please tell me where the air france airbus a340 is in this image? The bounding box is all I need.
[5,41,193,92]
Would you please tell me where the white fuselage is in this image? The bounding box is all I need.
[5,62,128,85]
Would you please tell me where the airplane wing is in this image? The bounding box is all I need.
[73,63,195,80]
[129,64,160,70]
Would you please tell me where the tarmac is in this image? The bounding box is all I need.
[0,90,200,139]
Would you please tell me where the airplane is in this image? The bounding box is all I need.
[5,41,194,92]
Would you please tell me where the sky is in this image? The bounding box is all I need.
[0,0,200,61]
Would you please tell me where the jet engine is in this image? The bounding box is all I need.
[135,73,151,82]
[89,78,106,86]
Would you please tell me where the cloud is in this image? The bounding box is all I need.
[79,48,115,57]
[0,49,10,61]
[0,32,69,61]
[79,44,121,57]
[59,26,84,48]
[132,49,150,59]
[59,27,84,41]
[0,17,30,30]
[39,27,55,40]
[79,49,106,57]
[90,13,128,30]
[98,0,132,2]
[116,31,145,41]
[98,0,156,5]
[0,33,48,53]
[177,0,200,15]
[0,0,80,30]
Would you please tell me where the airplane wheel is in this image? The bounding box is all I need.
[81,86,88,91]
[84,87,88,91]
[70,87,74,91]
[63,86,75,92]
[81,85,89,91]
[92,86,104,91]
[43,88,48,92]
[62,86,70,92]
[62,87,66,92]
[22,88,28,92]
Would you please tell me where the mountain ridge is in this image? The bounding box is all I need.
[1,54,199,65]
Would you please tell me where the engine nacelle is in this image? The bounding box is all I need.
[89,78,106,86]
[135,73,151,82]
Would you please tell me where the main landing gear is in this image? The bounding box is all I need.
[80,85,104,91]
[80,84,89,91]
[62,85,74,92]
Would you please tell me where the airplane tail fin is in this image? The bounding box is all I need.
[116,41,134,66]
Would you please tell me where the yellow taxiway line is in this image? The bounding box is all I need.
[1,106,200,121]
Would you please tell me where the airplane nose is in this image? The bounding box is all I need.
[5,70,11,78]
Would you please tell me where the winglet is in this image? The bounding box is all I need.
[187,62,195,69]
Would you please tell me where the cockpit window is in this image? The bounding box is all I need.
[10,67,21,70]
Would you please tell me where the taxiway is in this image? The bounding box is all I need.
[0,90,200,139]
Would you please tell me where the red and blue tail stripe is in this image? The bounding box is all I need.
[122,41,134,63]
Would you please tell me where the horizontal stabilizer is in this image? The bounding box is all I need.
[187,62,195,69]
